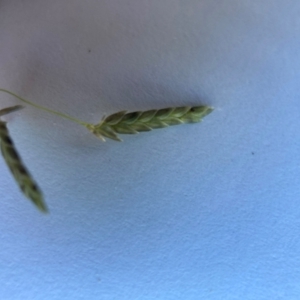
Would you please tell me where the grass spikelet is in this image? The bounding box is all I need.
[0,105,24,117]
[0,107,47,212]
[88,106,213,141]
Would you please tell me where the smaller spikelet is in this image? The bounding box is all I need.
[0,105,24,117]
[88,105,213,141]
[0,107,47,212]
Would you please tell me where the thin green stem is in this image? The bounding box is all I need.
[0,88,89,127]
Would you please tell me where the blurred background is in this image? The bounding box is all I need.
[0,1,300,299]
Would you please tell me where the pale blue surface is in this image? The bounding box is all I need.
[0,1,300,299]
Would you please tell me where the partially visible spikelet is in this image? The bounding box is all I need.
[87,105,213,141]
[0,105,24,117]
[0,107,47,212]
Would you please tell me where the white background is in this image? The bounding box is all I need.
[0,1,300,299]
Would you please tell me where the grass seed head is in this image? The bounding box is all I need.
[88,105,213,141]
[0,107,47,213]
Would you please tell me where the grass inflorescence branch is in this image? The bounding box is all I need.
[0,88,213,212]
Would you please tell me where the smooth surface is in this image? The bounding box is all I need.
[0,1,300,299]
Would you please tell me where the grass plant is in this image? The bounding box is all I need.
[0,88,213,212]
